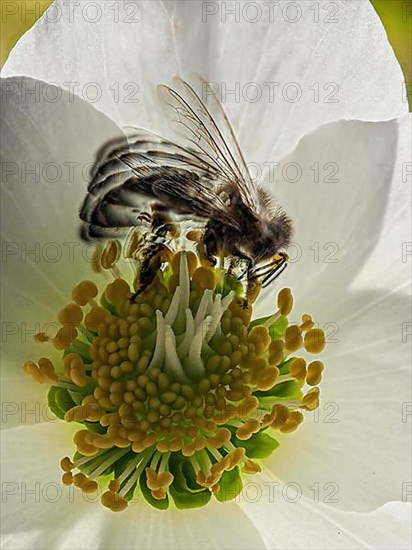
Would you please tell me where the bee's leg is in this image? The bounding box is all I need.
[227,257,238,277]
[229,253,254,309]
[136,211,152,224]
[131,244,162,301]
[203,228,218,267]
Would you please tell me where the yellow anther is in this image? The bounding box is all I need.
[60,457,74,472]
[73,430,101,455]
[84,307,110,332]
[277,288,293,316]
[236,419,260,441]
[304,329,326,353]
[101,240,121,269]
[38,357,59,384]
[284,324,303,352]
[243,459,261,474]
[186,229,202,242]
[302,387,320,411]
[236,395,259,420]
[72,472,87,487]
[280,410,304,433]
[300,314,314,331]
[92,435,114,449]
[290,358,307,382]
[53,325,78,350]
[63,353,81,378]
[306,360,324,386]
[62,471,73,485]
[248,325,271,354]
[227,447,246,470]
[157,471,174,489]
[82,479,99,494]
[268,339,285,366]
[124,228,143,258]
[192,266,216,290]
[23,360,44,384]
[105,279,131,305]
[109,479,121,492]
[270,404,290,429]
[101,490,128,512]
[152,488,168,500]
[70,363,89,387]
[72,280,99,306]
[58,303,83,326]
[256,366,279,391]
[145,468,159,491]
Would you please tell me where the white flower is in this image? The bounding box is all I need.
[1,1,411,548]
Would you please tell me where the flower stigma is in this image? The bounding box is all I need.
[24,231,326,511]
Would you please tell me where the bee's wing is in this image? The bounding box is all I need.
[80,129,241,240]
[158,77,261,214]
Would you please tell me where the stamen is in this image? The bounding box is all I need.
[24,242,326,511]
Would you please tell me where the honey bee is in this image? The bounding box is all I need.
[80,77,292,293]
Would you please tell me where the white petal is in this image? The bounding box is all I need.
[98,503,266,550]
[237,470,412,550]
[1,422,267,550]
[1,422,106,550]
[2,0,407,161]
[264,291,411,512]
[1,77,122,428]
[351,114,412,292]
[254,115,411,317]
[251,117,411,512]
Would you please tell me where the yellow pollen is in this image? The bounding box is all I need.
[243,459,261,474]
[52,325,78,350]
[101,490,128,512]
[304,329,326,353]
[58,303,83,325]
[306,360,324,386]
[72,280,98,306]
[101,240,121,269]
[302,387,320,411]
[290,358,307,382]
[192,266,216,290]
[23,361,44,384]
[277,287,293,316]
[300,314,314,331]
[284,325,303,352]
[105,279,131,305]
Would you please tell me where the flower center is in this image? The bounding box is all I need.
[24,238,326,511]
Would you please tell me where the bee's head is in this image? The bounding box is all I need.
[253,212,293,261]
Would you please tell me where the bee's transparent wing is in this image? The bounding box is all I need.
[80,129,241,240]
[158,78,261,214]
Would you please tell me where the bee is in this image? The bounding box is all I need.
[80,77,292,295]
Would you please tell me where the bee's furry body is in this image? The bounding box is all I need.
[80,78,293,290]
